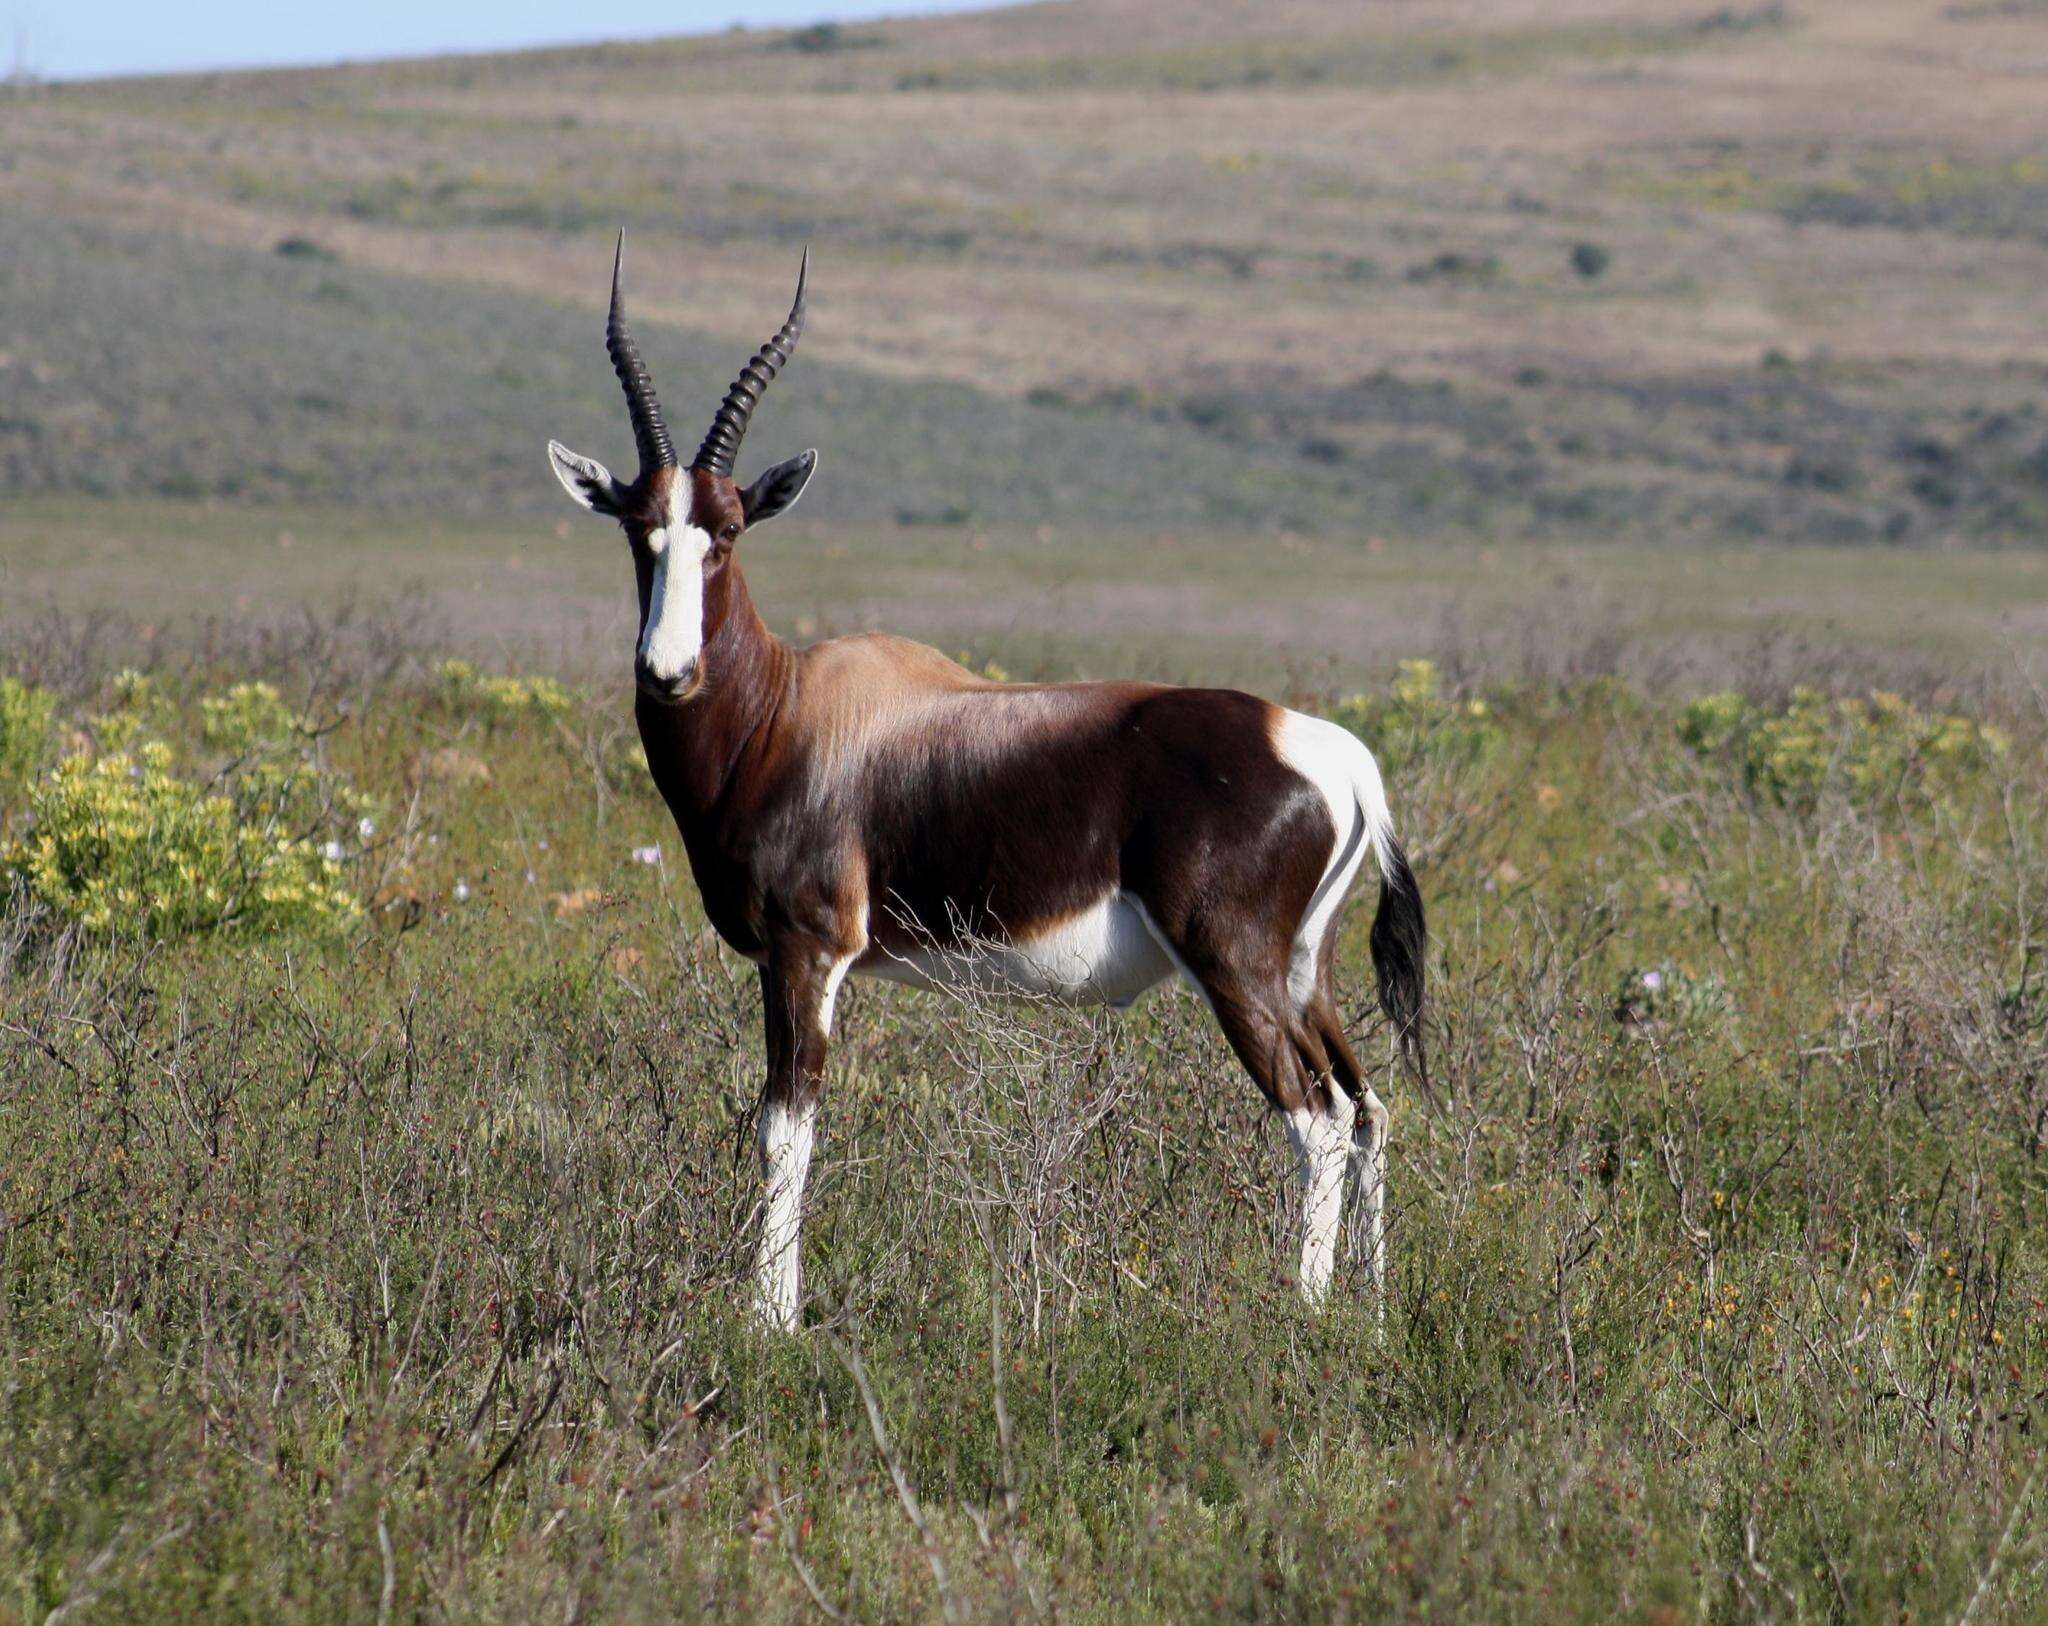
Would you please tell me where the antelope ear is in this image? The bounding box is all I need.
[739,449,817,529]
[548,440,625,516]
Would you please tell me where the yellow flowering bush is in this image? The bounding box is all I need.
[6,741,358,938]
[91,668,167,753]
[1678,687,2007,809]
[196,679,375,853]
[4,677,367,941]
[1328,658,1504,775]
[600,733,657,800]
[0,677,58,802]
[201,680,311,754]
[437,660,574,724]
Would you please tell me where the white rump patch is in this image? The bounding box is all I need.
[638,523,713,685]
[859,891,1176,1009]
[1270,709,1395,1009]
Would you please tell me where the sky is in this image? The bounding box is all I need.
[4,0,992,81]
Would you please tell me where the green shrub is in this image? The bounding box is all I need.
[438,659,575,724]
[200,680,311,753]
[785,21,880,53]
[1678,686,2007,808]
[1328,658,1505,776]
[4,740,358,939]
[0,677,58,803]
[4,678,367,941]
[92,668,167,754]
[273,235,339,262]
[1569,241,1611,279]
[1614,963,1733,1035]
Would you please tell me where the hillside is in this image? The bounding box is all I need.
[4,0,2048,546]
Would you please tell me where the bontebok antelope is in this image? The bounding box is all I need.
[547,240,1427,1330]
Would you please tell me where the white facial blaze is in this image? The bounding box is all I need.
[637,524,713,685]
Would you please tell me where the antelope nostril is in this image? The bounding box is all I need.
[635,660,691,699]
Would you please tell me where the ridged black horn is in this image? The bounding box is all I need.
[606,233,676,476]
[692,248,807,477]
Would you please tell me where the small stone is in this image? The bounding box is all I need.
[406,747,492,788]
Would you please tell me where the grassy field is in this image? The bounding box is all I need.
[7,497,2048,702]
[3,622,2046,1617]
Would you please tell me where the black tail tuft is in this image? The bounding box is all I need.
[1369,837,1431,1099]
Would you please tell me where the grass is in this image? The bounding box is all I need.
[7,203,2048,548]
[3,623,2047,1616]
[870,12,1797,96]
[0,209,1356,532]
[1624,147,2048,248]
[6,498,2048,700]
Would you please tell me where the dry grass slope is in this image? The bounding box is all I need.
[4,0,2048,547]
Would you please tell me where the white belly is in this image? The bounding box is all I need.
[856,891,1178,1009]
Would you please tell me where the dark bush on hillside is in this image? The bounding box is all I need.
[784,22,880,53]
[1405,250,1500,284]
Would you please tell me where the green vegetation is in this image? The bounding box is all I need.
[0,678,57,801]
[437,659,577,724]
[4,676,362,940]
[0,210,1360,532]
[1677,686,2009,810]
[4,633,2045,1616]
[12,203,2048,547]
[1329,658,1504,776]
[1634,149,2048,248]
[879,12,1795,96]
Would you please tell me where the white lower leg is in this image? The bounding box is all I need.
[1354,1086,1390,1311]
[756,1098,817,1332]
[1286,1092,1354,1307]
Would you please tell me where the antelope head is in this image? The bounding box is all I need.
[548,236,817,702]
